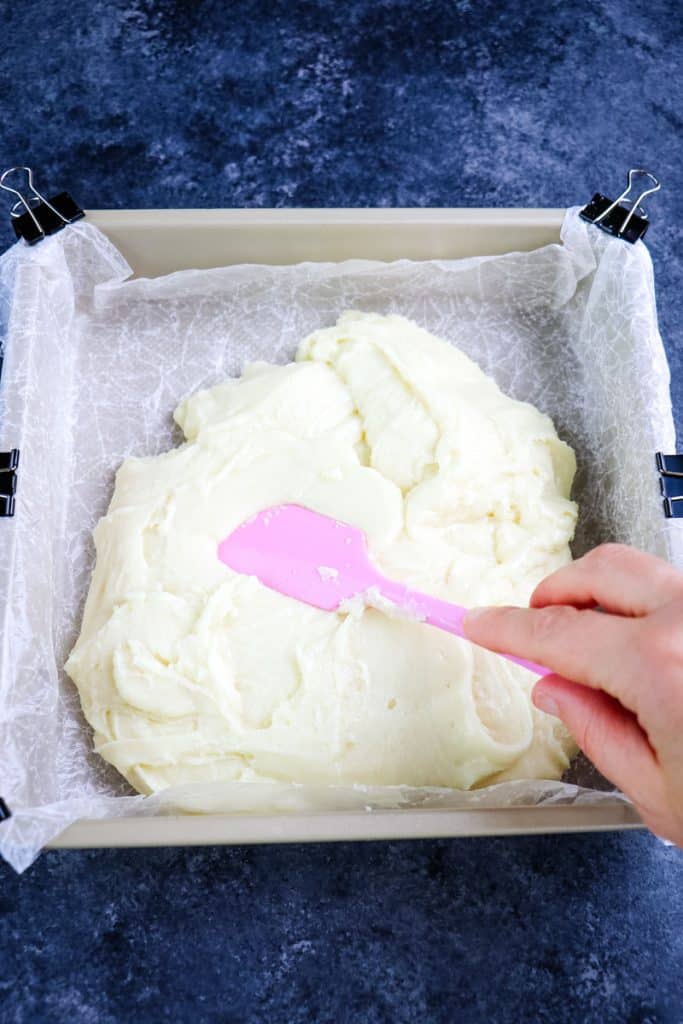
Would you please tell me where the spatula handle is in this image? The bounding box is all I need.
[378,581,550,678]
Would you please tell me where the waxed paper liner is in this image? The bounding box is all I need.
[0,210,680,872]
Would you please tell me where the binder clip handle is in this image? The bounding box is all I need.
[0,166,84,245]
[0,166,45,241]
[593,169,661,235]
[580,168,661,244]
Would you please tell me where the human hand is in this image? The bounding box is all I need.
[463,544,683,846]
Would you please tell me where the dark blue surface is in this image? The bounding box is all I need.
[1,835,682,1024]
[1,2,682,1021]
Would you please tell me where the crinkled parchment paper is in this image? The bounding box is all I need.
[0,209,680,871]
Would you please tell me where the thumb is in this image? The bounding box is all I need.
[532,676,661,809]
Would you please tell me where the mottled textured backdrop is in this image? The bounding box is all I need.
[1,1,682,1022]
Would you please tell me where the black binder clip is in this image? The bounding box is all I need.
[0,448,19,518]
[0,166,84,246]
[580,169,661,244]
[656,452,683,519]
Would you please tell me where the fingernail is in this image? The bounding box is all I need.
[533,685,560,718]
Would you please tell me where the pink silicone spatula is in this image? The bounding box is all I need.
[217,504,549,677]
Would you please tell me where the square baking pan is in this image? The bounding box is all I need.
[45,207,641,849]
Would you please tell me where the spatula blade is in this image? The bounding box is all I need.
[217,504,380,611]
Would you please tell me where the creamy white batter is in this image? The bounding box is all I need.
[66,311,578,795]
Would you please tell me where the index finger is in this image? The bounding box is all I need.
[531,544,683,616]
[464,604,638,709]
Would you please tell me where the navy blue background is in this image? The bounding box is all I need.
[1,2,682,1021]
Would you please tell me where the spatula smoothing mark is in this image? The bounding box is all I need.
[217,504,549,677]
